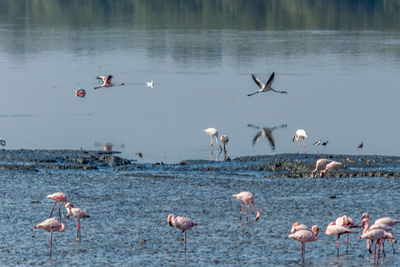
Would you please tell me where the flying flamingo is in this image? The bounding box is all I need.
[247,72,287,97]
[320,161,343,178]
[247,124,287,150]
[360,217,394,262]
[292,129,307,154]
[232,191,260,221]
[146,80,154,88]
[335,215,362,252]
[325,222,352,255]
[220,135,229,160]
[65,202,90,240]
[34,217,65,255]
[94,75,125,89]
[202,128,222,159]
[167,214,198,251]
[288,225,319,261]
[311,159,333,178]
[47,192,67,219]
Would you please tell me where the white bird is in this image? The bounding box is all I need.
[313,140,321,154]
[94,75,125,89]
[146,80,154,88]
[64,202,90,240]
[202,128,222,158]
[247,72,287,97]
[292,129,308,154]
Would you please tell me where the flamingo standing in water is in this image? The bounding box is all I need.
[47,192,67,218]
[325,222,352,255]
[202,128,222,159]
[94,75,125,89]
[320,161,343,178]
[34,217,65,255]
[292,129,307,154]
[232,191,260,221]
[220,135,229,160]
[290,222,310,233]
[65,202,90,240]
[247,72,287,97]
[335,215,362,252]
[311,159,332,178]
[288,225,319,261]
[167,214,198,251]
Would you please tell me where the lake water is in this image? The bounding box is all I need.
[1,1,400,163]
[1,1,400,266]
[0,169,399,266]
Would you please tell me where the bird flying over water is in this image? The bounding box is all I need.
[247,124,287,150]
[247,72,287,97]
[94,75,125,89]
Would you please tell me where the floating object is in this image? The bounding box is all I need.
[75,89,86,98]
[146,80,154,88]
[94,75,125,89]
[247,72,287,97]
[94,141,125,153]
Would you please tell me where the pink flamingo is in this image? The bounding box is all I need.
[167,214,198,251]
[34,217,65,255]
[311,159,333,178]
[360,217,394,262]
[94,75,125,89]
[290,222,309,233]
[374,217,400,227]
[335,215,362,252]
[325,222,352,255]
[65,202,90,240]
[288,225,319,261]
[320,161,343,178]
[247,72,287,97]
[47,192,67,218]
[232,191,260,221]
[292,129,307,154]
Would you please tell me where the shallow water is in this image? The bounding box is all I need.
[1,169,399,266]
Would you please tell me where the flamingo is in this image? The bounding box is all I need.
[369,222,395,255]
[202,128,222,159]
[247,124,287,150]
[0,137,5,146]
[146,80,154,88]
[320,161,343,178]
[288,225,319,261]
[220,135,229,160]
[374,217,400,227]
[94,75,125,89]
[65,202,90,240]
[292,129,307,154]
[360,217,394,261]
[75,89,86,98]
[335,215,362,252]
[290,222,309,233]
[357,142,364,153]
[167,214,198,251]
[232,191,260,221]
[311,159,333,178]
[34,217,65,255]
[47,192,67,219]
[313,140,321,154]
[247,72,287,97]
[325,222,352,255]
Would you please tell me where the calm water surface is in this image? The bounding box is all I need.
[0,170,399,266]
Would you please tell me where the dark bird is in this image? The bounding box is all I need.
[357,142,363,153]
[247,72,287,97]
[247,124,287,150]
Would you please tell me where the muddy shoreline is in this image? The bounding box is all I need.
[0,149,399,178]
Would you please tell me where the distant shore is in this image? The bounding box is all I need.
[0,149,399,178]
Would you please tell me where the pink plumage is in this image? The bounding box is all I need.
[232,191,260,221]
[288,225,319,259]
[311,159,332,177]
[65,202,90,240]
[46,192,67,218]
[34,217,65,255]
[167,214,197,251]
[374,217,399,227]
[290,222,309,234]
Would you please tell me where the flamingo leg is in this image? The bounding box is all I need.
[378,240,381,258]
[77,219,81,239]
[50,231,53,256]
[184,231,187,251]
[346,233,349,252]
[336,235,340,256]
[374,240,377,262]
[391,239,396,254]
[297,140,300,154]
[245,203,248,221]
[302,242,305,262]
[58,202,61,219]
[240,203,245,220]
[50,202,57,217]
[303,139,306,154]
[382,239,386,256]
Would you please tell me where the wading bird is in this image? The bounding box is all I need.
[320,161,342,178]
[293,129,307,154]
[47,192,67,218]
[247,72,287,97]
[232,191,260,221]
[288,225,319,262]
[248,124,287,151]
[65,202,90,240]
[202,128,222,159]
[311,159,333,177]
[358,142,364,153]
[167,214,198,251]
[220,135,229,160]
[335,215,362,252]
[325,222,352,255]
[94,75,125,89]
[34,217,65,256]
[290,222,310,234]
[313,140,321,154]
